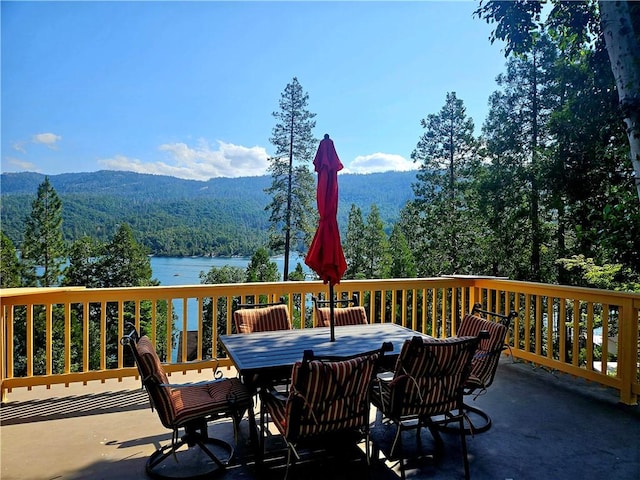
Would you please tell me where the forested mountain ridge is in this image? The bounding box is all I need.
[1,170,415,256]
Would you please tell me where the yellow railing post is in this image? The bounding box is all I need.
[617,299,639,405]
[0,304,6,403]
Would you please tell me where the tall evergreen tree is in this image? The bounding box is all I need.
[475,0,640,202]
[363,205,391,279]
[410,92,482,275]
[388,224,416,278]
[478,36,559,282]
[477,87,532,280]
[266,77,317,280]
[63,236,103,287]
[21,177,66,287]
[62,225,164,369]
[100,223,156,287]
[343,204,367,279]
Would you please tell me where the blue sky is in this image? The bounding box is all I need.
[2,1,508,180]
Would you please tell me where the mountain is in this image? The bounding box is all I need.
[1,170,416,256]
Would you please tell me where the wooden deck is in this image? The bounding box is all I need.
[1,359,639,480]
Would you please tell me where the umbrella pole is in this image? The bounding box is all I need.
[329,283,335,342]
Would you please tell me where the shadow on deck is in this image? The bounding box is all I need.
[2,358,639,480]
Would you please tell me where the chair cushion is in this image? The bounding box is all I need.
[280,353,379,441]
[234,304,292,333]
[136,336,170,386]
[135,335,251,428]
[381,336,477,418]
[316,306,368,327]
[170,377,252,426]
[457,314,507,388]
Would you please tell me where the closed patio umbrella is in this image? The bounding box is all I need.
[305,134,347,341]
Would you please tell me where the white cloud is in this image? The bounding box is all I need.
[4,157,40,172]
[12,141,27,153]
[32,133,62,149]
[345,152,416,174]
[98,140,270,180]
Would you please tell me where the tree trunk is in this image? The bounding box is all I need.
[599,0,640,202]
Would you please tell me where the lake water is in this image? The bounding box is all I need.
[150,254,311,360]
[151,254,310,286]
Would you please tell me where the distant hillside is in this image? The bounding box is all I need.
[1,170,416,256]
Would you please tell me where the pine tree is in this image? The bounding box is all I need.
[344,204,367,279]
[266,77,317,280]
[63,236,103,287]
[389,225,416,278]
[21,177,66,287]
[363,205,391,279]
[479,36,558,281]
[246,247,280,283]
[100,224,155,287]
[410,92,481,275]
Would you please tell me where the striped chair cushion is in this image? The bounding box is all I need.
[316,306,368,327]
[136,336,251,428]
[457,314,507,389]
[280,352,379,441]
[170,377,252,426]
[383,336,477,418]
[234,304,292,333]
[136,336,177,428]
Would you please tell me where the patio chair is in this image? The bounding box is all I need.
[233,298,292,333]
[448,303,518,434]
[260,343,392,479]
[371,334,487,480]
[312,294,368,327]
[121,328,253,480]
[233,299,293,393]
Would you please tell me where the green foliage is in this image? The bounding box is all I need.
[199,265,246,357]
[389,225,416,278]
[477,38,559,281]
[1,171,414,258]
[363,205,391,279]
[63,236,103,287]
[556,255,640,292]
[344,204,367,280]
[1,233,21,287]
[21,177,66,286]
[246,247,281,283]
[10,223,168,377]
[64,225,157,288]
[288,262,307,281]
[474,0,546,56]
[409,92,484,276]
[102,224,156,287]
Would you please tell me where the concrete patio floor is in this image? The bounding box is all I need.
[1,357,639,480]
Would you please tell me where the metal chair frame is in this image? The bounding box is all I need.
[121,327,252,480]
[372,334,487,480]
[446,303,518,435]
[260,343,392,479]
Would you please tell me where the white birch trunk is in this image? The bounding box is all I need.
[598,0,640,201]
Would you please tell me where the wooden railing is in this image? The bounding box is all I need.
[1,277,639,404]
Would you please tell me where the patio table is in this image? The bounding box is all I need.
[219,323,429,390]
[219,323,430,462]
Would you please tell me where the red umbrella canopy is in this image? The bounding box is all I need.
[305,134,347,286]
